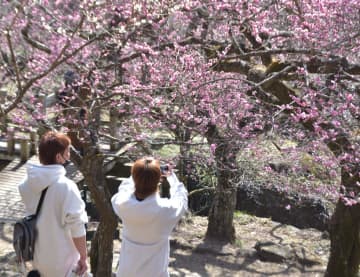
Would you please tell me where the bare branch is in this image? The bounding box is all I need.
[5,29,23,96]
[100,37,203,69]
[3,14,97,116]
[222,48,320,60]
[252,65,295,89]
[21,22,52,54]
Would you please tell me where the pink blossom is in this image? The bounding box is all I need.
[210,144,217,155]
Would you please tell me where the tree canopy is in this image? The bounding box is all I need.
[1,1,360,276]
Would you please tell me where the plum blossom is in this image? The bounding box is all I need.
[210,144,217,155]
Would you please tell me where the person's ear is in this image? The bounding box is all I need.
[55,153,62,164]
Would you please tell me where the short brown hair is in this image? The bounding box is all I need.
[132,157,161,199]
[38,131,71,165]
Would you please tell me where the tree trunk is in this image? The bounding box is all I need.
[326,166,360,277]
[325,200,360,277]
[174,128,191,183]
[205,125,237,243]
[206,176,236,242]
[80,152,119,277]
[90,215,118,277]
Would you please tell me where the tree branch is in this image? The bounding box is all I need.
[222,48,320,60]
[21,22,52,54]
[99,37,203,70]
[0,16,94,116]
[5,29,23,105]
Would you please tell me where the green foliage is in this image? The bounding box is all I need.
[195,164,217,188]
[233,210,246,218]
[154,144,180,159]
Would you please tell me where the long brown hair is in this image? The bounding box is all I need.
[132,157,161,199]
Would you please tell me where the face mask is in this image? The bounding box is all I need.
[59,153,71,168]
[62,159,71,168]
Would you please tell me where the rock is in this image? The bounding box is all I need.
[236,182,334,231]
[268,162,292,174]
[188,179,334,231]
[255,240,323,266]
[255,241,293,263]
[293,246,322,266]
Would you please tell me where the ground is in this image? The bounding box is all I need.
[0,213,329,277]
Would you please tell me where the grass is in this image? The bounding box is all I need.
[234,238,243,248]
[234,211,257,225]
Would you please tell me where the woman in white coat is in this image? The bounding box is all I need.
[111,157,188,277]
[19,131,88,277]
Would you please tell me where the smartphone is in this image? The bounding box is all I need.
[160,165,169,174]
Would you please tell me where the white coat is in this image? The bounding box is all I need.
[19,162,88,277]
[111,173,188,277]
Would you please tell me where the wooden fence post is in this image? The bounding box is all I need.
[0,90,6,133]
[30,130,38,155]
[0,116,6,133]
[19,138,30,162]
[7,127,15,155]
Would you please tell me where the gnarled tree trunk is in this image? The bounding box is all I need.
[326,201,360,277]
[174,128,192,183]
[205,125,237,243]
[206,171,237,242]
[90,215,118,277]
[326,167,360,277]
[81,150,118,277]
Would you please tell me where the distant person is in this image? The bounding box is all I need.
[111,157,188,277]
[57,70,91,154]
[18,131,88,276]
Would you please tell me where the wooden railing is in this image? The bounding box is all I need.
[0,93,125,161]
[0,128,38,162]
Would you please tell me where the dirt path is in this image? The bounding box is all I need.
[1,213,329,276]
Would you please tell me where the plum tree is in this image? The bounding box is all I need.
[1,1,359,276]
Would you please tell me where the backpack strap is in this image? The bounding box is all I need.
[35,187,48,216]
